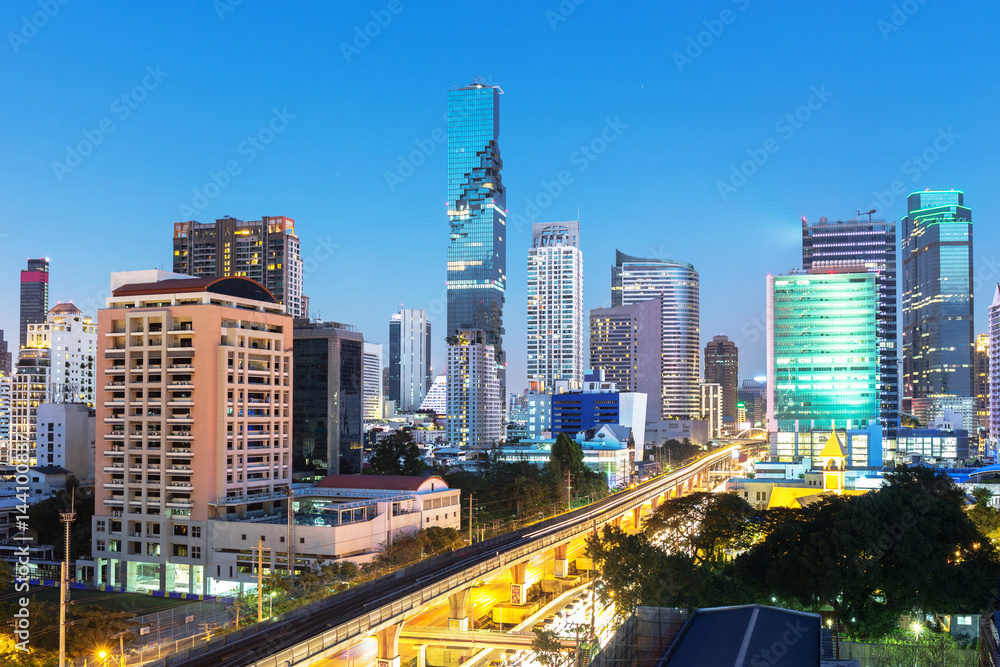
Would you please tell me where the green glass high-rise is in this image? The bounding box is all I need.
[767,267,880,432]
[902,190,973,404]
[446,82,506,386]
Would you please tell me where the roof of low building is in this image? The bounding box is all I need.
[48,302,83,315]
[664,604,821,666]
[314,474,448,493]
[112,276,276,303]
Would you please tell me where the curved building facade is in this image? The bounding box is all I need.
[612,251,700,419]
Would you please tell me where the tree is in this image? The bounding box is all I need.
[586,525,750,621]
[26,486,94,560]
[735,466,1000,638]
[367,431,425,476]
[550,433,586,507]
[968,487,1000,545]
[531,627,571,666]
[644,492,755,564]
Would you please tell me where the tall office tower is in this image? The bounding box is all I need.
[589,298,662,423]
[172,216,305,318]
[803,216,898,442]
[975,333,989,439]
[420,375,447,415]
[293,321,364,477]
[446,81,506,393]
[19,258,49,348]
[703,335,739,436]
[739,379,767,429]
[527,221,583,393]
[612,250,700,419]
[0,330,10,375]
[8,303,97,466]
[902,190,973,406]
[0,374,10,444]
[989,287,1000,448]
[700,382,723,439]
[388,309,432,412]
[767,266,880,433]
[446,330,501,447]
[363,342,384,421]
[92,272,292,595]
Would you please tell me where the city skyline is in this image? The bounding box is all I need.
[3,2,999,396]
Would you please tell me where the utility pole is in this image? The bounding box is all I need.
[565,469,572,510]
[120,632,126,667]
[468,494,474,544]
[59,490,76,667]
[257,539,264,624]
[286,488,295,578]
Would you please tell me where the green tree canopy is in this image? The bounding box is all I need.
[735,466,1000,638]
[644,491,756,564]
[367,431,425,476]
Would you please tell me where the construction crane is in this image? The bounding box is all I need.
[857,208,877,222]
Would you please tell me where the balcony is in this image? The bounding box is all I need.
[167,465,192,474]
[106,368,125,376]
[103,497,125,506]
[169,364,194,371]
[168,448,193,457]
[103,481,124,489]
[105,400,125,408]
[103,464,124,473]
[106,432,125,441]
[165,499,194,509]
[167,432,193,441]
[166,482,194,492]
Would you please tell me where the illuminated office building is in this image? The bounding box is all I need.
[902,190,973,404]
[446,82,506,393]
[803,216,898,443]
[527,221,583,393]
[703,335,738,436]
[172,216,305,319]
[611,251,700,419]
[767,266,880,433]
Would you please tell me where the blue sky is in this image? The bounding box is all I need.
[2,0,998,391]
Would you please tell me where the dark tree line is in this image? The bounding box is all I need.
[588,466,1000,638]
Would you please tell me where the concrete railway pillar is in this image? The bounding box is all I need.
[553,543,569,578]
[416,644,427,667]
[632,506,642,529]
[447,588,471,630]
[376,622,404,667]
[651,495,660,512]
[510,562,528,605]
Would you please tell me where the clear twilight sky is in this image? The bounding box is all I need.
[2,1,998,393]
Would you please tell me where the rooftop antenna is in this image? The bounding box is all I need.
[857,209,876,223]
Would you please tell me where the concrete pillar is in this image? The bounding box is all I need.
[632,506,642,528]
[416,645,427,667]
[447,588,471,630]
[376,623,403,667]
[553,544,569,578]
[509,562,528,605]
[651,496,660,511]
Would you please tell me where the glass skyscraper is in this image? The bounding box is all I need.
[767,267,880,432]
[802,216,898,443]
[612,251,700,419]
[446,81,506,388]
[902,190,973,403]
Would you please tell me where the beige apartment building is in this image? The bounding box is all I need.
[92,271,293,595]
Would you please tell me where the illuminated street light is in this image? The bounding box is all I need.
[912,622,923,635]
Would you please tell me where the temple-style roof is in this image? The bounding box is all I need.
[819,432,846,459]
